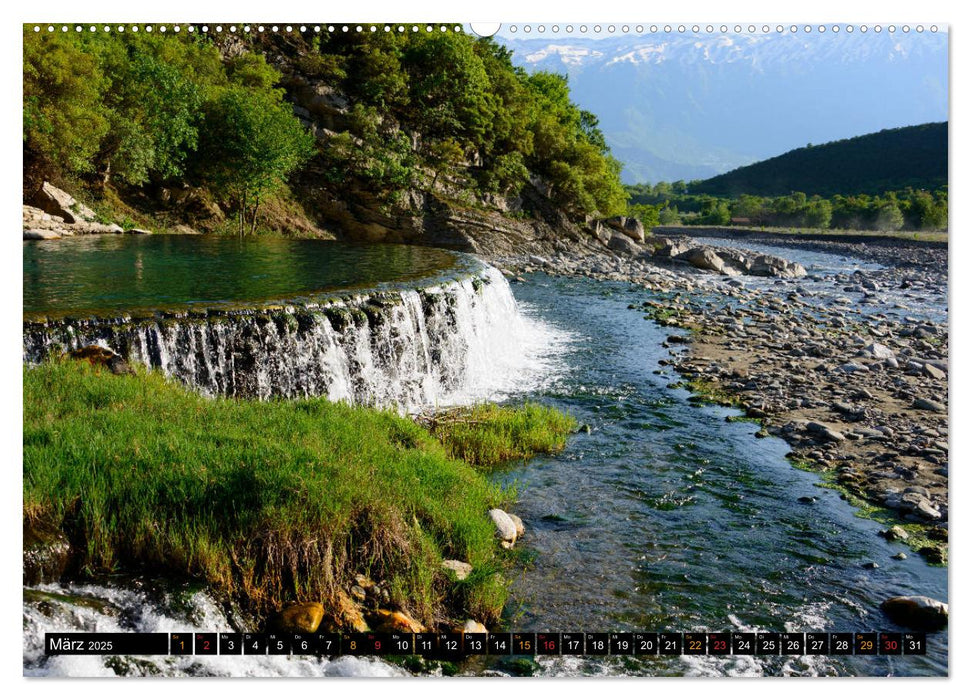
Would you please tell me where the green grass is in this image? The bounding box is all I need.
[23,361,522,627]
[423,403,577,470]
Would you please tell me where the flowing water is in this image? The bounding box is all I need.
[496,273,947,677]
[697,237,946,324]
[23,237,561,409]
[22,238,947,677]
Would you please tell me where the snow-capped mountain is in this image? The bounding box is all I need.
[498,30,948,183]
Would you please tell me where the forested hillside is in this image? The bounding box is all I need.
[691,123,947,198]
[23,27,628,240]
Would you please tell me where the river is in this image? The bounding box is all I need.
[22,240,947,677]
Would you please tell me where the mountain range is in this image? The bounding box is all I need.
[498,30,949,183]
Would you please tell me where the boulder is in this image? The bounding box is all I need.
[880,525,910,542]
[335,591,369,632]
[922,363,946,381]
[605,215,645,243]
[806,421,846,442]
[27,182,96,224]
[273,602,324,634]
[651,237,689,258]
[865,343,895,360]
[607,233,643,256]
[682,247,727,274]
[717,248,751,274]
[749,254,807,278]
[880,596,948,629]
[441,559,473,581]
[488,508,518,548]
[586,219,611,246]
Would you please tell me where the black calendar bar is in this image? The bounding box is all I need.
[44,631,926,657]
[45,633,169,655]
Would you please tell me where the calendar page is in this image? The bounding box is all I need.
[20,12,949,681]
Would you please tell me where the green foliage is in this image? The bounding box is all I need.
[697,198,731,225]
[312,31,626,216]
[320,104,416,196]
[100,50,203,185]
[24,361,513,624]
[198,88,315,234]
[691,122,947,198]
[631,182,947,232]
[24,27,627,226]
[627,202,662,229]
[478,151,529,195]
[23,30,109,174]
[658,205,680,225]
[874,201,905,232]
[23,29,313,233]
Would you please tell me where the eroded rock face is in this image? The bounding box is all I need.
[23,183,129,240]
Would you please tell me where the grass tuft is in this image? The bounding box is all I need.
[420,403,577,470]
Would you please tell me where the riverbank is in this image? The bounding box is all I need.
[23,360,575,634]
[489,231,948,564]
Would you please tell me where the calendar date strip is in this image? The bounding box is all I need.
[45,631,926,657]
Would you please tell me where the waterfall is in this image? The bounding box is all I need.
[23,265,563,411]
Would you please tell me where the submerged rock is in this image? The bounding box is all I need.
[273,602,325,634]
[880,525,910,542]
[880,595,948,629]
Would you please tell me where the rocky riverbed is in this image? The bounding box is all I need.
[490,230,948,564]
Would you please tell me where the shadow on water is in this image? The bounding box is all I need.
[495,272,947,677]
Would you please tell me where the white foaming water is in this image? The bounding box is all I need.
[23,265,571,412]
[23,582,405,678]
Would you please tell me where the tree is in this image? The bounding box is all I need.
[99,51,202,185]
[803,198,833,229]
[874,201,904,232]
[199,89,315,235]
[23,31,109,180]
[659,205,680,225]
